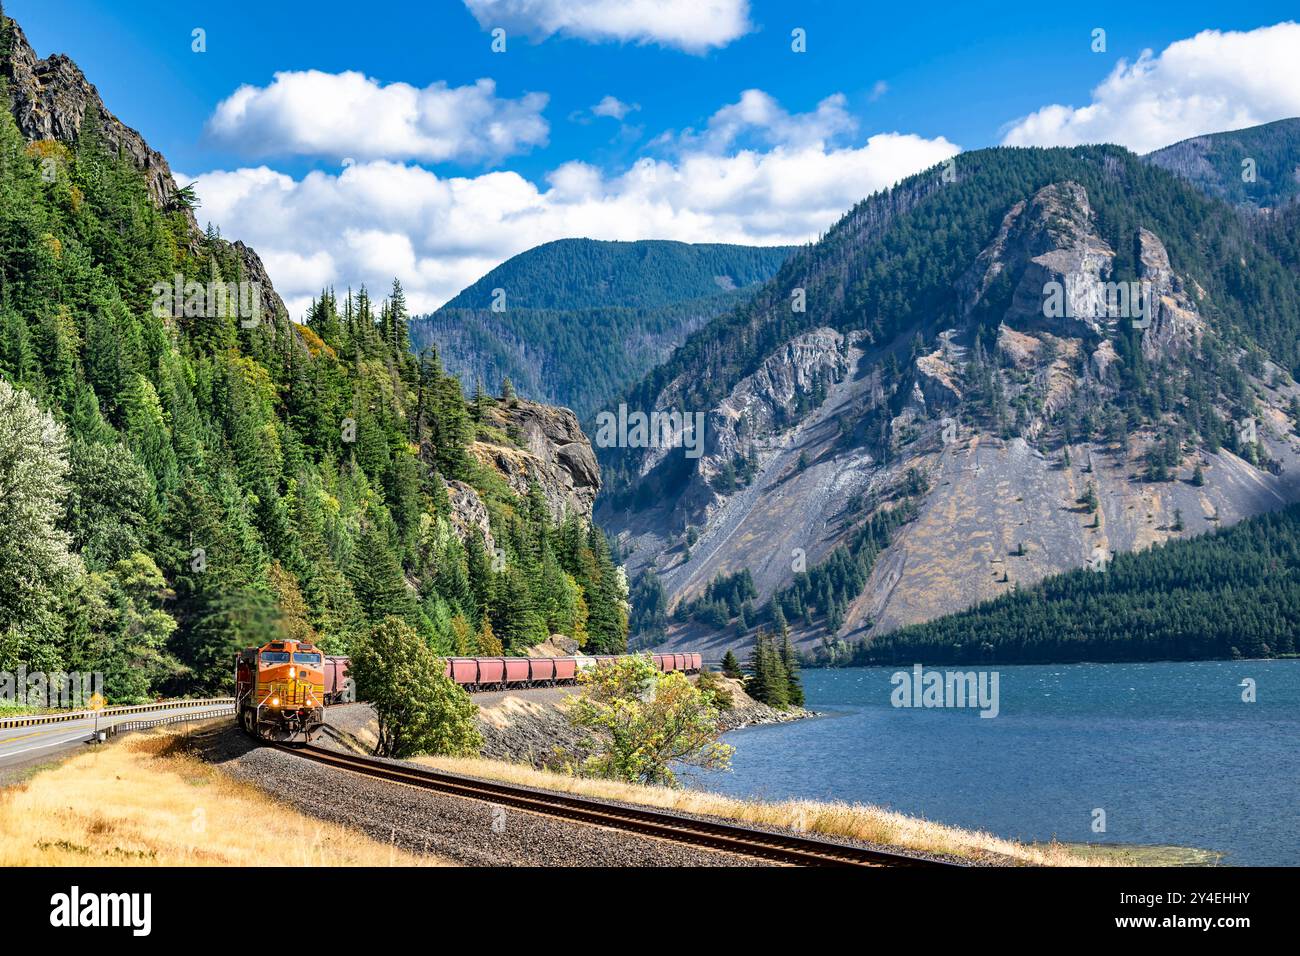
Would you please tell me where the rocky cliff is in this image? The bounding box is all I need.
[1,14,286,320]
[603,167,1300,658]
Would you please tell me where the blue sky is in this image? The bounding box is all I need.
[10,1,1300,316]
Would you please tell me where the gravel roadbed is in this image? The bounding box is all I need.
[312,713,987,867]
[191,726,765,867]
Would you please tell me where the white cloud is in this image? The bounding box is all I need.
[206,71,549,163]
[1002,22,1300,154]
[182,121,958,320]
[591,95,639,120]
[462,0,751,53]
[685,89,857,152]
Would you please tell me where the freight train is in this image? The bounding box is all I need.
[235,639,326,744]
[238,643,702,743]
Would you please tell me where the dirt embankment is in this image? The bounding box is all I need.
[326,674,812,769]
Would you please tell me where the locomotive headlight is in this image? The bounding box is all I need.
[289,667,296,678]
[270,696,280,707]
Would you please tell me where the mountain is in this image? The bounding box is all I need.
[1145,118,1300,210]
[855,501,1300,665]
[598,132,1300,660]
[407,239,795,420]
[0,8,627,702]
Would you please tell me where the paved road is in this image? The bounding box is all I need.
[0,705,232,771]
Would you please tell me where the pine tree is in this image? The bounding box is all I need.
[721,649,743,679]
[780,633,805,708]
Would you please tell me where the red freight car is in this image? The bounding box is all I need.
[530,658,557,683]
[504,658,530,684]
[477,658,506,686]
[554,658,577,682]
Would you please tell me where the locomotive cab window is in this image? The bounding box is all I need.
[260,652,291,664]
[293,653,322,665]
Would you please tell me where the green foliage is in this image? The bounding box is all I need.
[694,667,734,710]
[0,89,627,701]
[854,503,1300,664]
[565,653,733,786]
[1146,118,1300,209]
[349,617,482,759]
[720,649,743,679]
[0,379,81,672]
[745,630,790,709]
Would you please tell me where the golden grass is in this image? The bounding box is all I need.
[0,723,449,867]
[415,754,1127,866]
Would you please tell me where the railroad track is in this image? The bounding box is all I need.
[276,743,955,868]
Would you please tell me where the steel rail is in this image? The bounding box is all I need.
[277,743,956,868]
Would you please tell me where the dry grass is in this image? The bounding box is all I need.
[0,724,448,867]
[415,754,1123,866]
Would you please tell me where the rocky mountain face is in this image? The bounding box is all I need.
[601,144,1300,658]
[2,10,603,553]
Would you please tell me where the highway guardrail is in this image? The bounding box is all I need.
[0,698,235,730]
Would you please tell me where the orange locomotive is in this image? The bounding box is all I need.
[234,639,325,743]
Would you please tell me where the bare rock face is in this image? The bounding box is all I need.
[3,20,184,217]
[479,399,600,523]
[1136,228,1204,362]
[446,480,495,552]
[914,348,963,409]
[961,181,1117,338]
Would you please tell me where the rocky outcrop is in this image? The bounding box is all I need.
[446,480,495,552]
[477,399,601,522]
[613,175,1300,660]
[1136,228,1204,362]
[3,18,184,216]
[961,181,1117,338]
[2,14,287,322]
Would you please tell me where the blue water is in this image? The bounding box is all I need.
[688,660,1300,865]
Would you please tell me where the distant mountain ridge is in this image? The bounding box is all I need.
[408,239,795,419]
[1145,117,1300,209]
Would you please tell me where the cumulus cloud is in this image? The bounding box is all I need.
[591,95,639,120]
[181,124,958,320]
[685,89,858,152]
[462,0,752,53]
[1002,22,1300,154]
[206,71,549,163]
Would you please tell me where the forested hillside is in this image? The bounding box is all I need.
[408,238,793,419]
[1145,118,1300,210]
[0,10,626,702]
[844,503,1300,665]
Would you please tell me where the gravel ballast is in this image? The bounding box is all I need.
[193,727,765,867]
